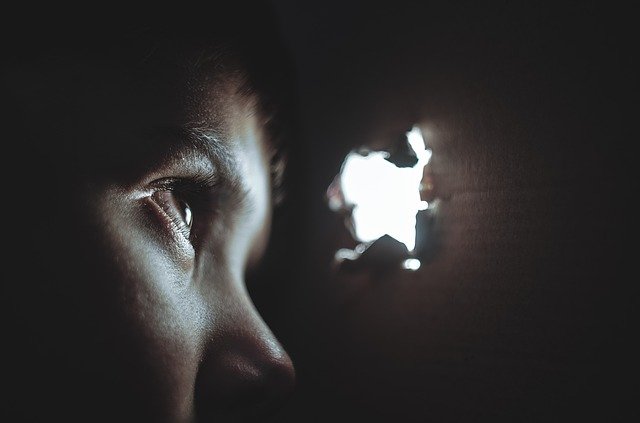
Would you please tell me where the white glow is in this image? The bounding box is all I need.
[335,248,360,261]
[401,258,422,271]
[338,126,431,252]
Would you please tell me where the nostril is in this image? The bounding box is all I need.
[263,353,296,403]
[233,354,296,418]
[194,342,295,420]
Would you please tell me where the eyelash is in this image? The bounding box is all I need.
[152,190,192,239]
[149,174,220,241]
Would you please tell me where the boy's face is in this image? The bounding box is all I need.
[14,54,294,421]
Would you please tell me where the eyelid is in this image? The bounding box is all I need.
[121,131,251,215]
[139,126,236,185]
[143,151,217,187]
[149,173,219,194]
[148,175,223,223]
[150,189,193,241]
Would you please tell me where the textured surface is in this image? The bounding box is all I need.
[250,2,634,421]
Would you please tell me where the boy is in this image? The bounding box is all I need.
[2,4,295,421]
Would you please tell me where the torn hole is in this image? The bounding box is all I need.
[327,126,440,270]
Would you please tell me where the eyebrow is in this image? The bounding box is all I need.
[186,127,238,178]
[148,125,236,178]
[164,125,250,201]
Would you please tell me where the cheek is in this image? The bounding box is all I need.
[91,190,208,418]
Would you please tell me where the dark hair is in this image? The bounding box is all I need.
[2,2,293,201]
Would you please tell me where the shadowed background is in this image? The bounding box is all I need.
[250,2,634,422]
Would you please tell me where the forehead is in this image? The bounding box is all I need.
[6,46,261,176]
[54,47,251,125]
[3,4,293,168]
[7,12,267,133]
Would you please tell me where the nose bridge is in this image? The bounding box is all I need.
[195,282,295,418]
[222,290,291,374]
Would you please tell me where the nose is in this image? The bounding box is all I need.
[194,295,295,420]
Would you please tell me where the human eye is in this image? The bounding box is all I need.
[148,174,218,244]
[151,183,194,241]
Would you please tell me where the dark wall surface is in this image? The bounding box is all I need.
[251,2,634,422]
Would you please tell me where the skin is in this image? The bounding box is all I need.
[4,38,294,422]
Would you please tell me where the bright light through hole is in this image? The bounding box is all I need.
[336,126,432,252]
